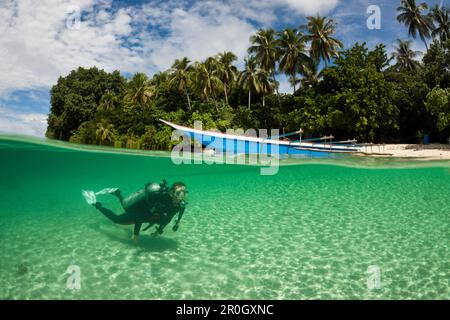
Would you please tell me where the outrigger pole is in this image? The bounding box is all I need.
[329,139,358,145]
[268,129,303,140]
[290,135,334,143]
[300,135,334,142]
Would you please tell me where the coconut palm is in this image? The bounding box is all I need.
[238,56,265,109]
[277,28,310,93]
[397,0,434,50]
[193,59,223,111]
[96,122,116,145]
[258,71,275,107]
[169,57,193,110]
[392,39,421,71]
[430,5,450,42]
[124,73,156,109]
[248,29,280,87]
[98,91,117,111]
[302,15,343,64]
[299,58,323,88]
[216,51,238,105]
[152,71,169,87]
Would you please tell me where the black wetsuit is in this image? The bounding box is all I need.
[96,189,185,236]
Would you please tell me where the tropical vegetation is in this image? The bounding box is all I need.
[46,1,450,150]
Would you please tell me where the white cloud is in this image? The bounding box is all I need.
[0,0,344,100]
[111,8,132,36]
[282,0,340,15]
[0,0,263,98]
[0,0,145,95]
[145,6,255,70]
[0,106,47,137]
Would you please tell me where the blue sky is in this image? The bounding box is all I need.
[0,0,446,136]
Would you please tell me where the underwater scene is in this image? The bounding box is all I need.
[0,135,449,300]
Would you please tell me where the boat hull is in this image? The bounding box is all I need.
[160,119,361,158]
[184,131,344,158]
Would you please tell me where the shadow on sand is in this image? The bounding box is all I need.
[87,222,178,252]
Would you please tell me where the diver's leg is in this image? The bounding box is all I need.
[112,189,125,207]
[94,203,130,225]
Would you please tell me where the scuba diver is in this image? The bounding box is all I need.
[83,181,187,241]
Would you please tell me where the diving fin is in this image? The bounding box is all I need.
[95,188,119,195]
[81,187,119,205]
[82,190,97,205]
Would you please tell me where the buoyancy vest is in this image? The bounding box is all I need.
[122,180,169,213]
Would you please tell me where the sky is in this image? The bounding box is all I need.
[0,0,446,137]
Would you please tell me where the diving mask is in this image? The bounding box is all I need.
[173,187,187,201]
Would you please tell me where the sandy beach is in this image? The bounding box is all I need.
[361,144,450,160]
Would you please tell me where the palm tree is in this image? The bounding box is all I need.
[277,28,310,93]
[392,39,421,71]
[397,0,434,50]
[96,122,116,145]
[258,71,275,107]
[216,51,238,105]
[98,91,117,111]
[152,71,169,87]
[124,73,156,109]
[248,28,280,90]
[430,5,450,42]
[193,59,223,111]
[238,56,265,109]
[299,58,323,88]
[302,14,343,64]
[169,57,193,110]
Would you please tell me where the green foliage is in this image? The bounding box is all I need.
[368,44,393,71]
[188,111,216,129]
[95,122,117,146]
[385,70,431,141]
[140,126,158,150]
[46,67,125,140]
[69,121,96,145]
[425,87,450,131]
[153,126,176,150]
[422,40,450,88]
[317,43,399,140]
[287,93,327,134]
[155,78,187,112]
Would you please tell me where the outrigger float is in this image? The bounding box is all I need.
[160,119,363,158]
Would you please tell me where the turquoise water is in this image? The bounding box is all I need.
[0,135,449,299]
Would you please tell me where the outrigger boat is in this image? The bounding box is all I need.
[160,119,363,158]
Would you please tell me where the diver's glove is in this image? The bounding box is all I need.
[172,224,179,232]
[156,225,164,235]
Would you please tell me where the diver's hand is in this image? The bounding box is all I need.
[172,224,179,232]
[131,234,139,242]
[152,226,164,237]
[151,230,159,237]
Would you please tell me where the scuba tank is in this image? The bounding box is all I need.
[122,180,169,212]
